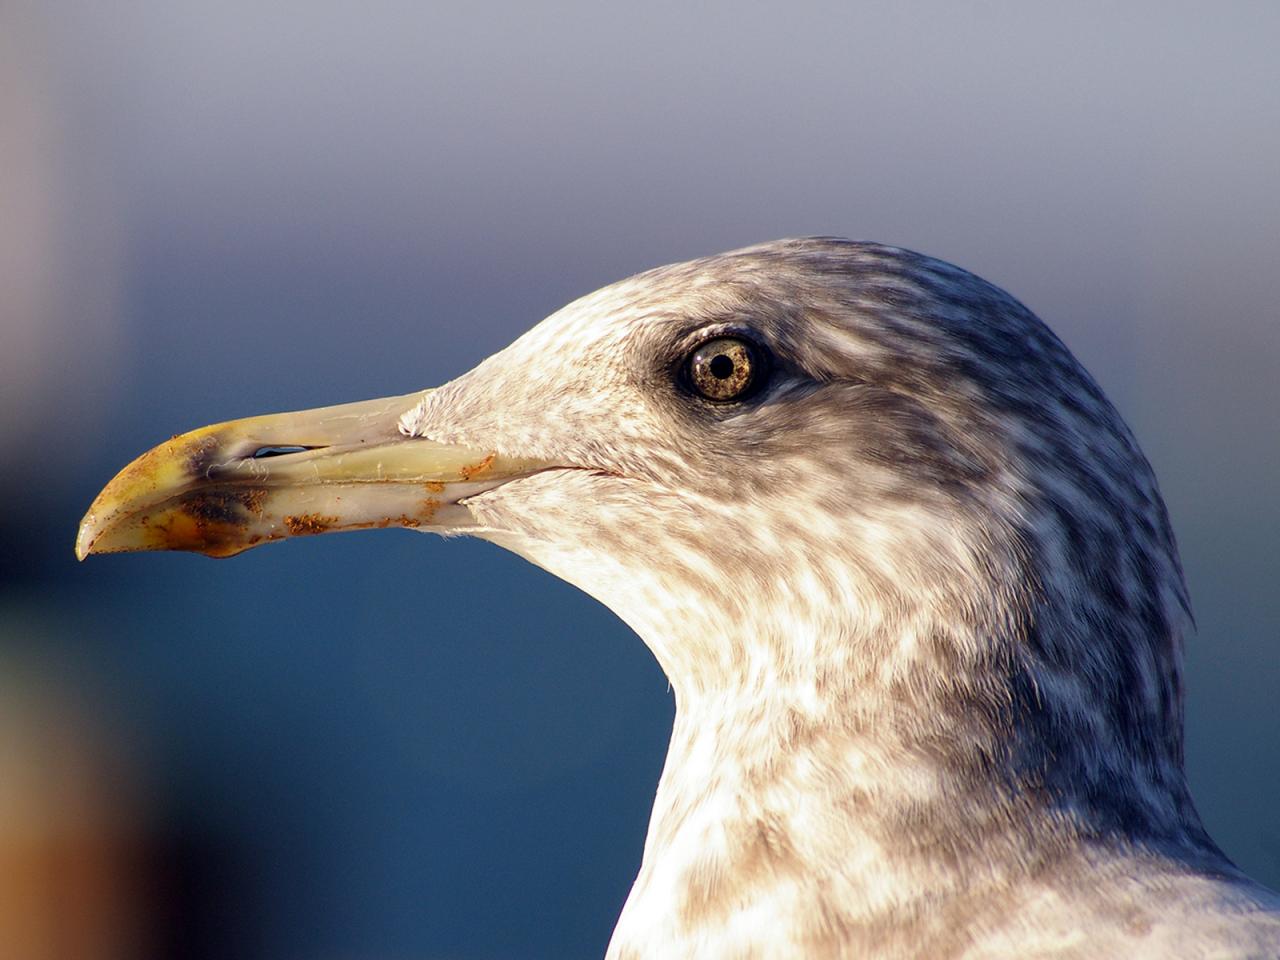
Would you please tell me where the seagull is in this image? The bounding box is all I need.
[78,238,1280,958]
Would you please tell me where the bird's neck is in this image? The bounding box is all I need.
[607,619,1202,960]
[608,668,1034,958]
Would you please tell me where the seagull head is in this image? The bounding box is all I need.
[78,238,1195,831]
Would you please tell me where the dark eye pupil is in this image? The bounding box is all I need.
[708,354,735,379]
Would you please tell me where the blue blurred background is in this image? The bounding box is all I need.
[2,2,1278,958]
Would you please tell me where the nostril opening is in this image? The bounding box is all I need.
[250,445,318,459]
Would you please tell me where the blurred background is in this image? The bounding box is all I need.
[2,2,1278,957]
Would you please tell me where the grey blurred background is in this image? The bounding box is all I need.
[2,2,1278,958]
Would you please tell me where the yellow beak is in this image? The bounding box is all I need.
[76,392,550,559]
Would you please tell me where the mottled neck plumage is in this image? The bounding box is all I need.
[608,605,1219,960]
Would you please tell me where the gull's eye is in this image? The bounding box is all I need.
[687,337,762,402]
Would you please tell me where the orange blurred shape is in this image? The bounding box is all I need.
[0,678,148,960]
